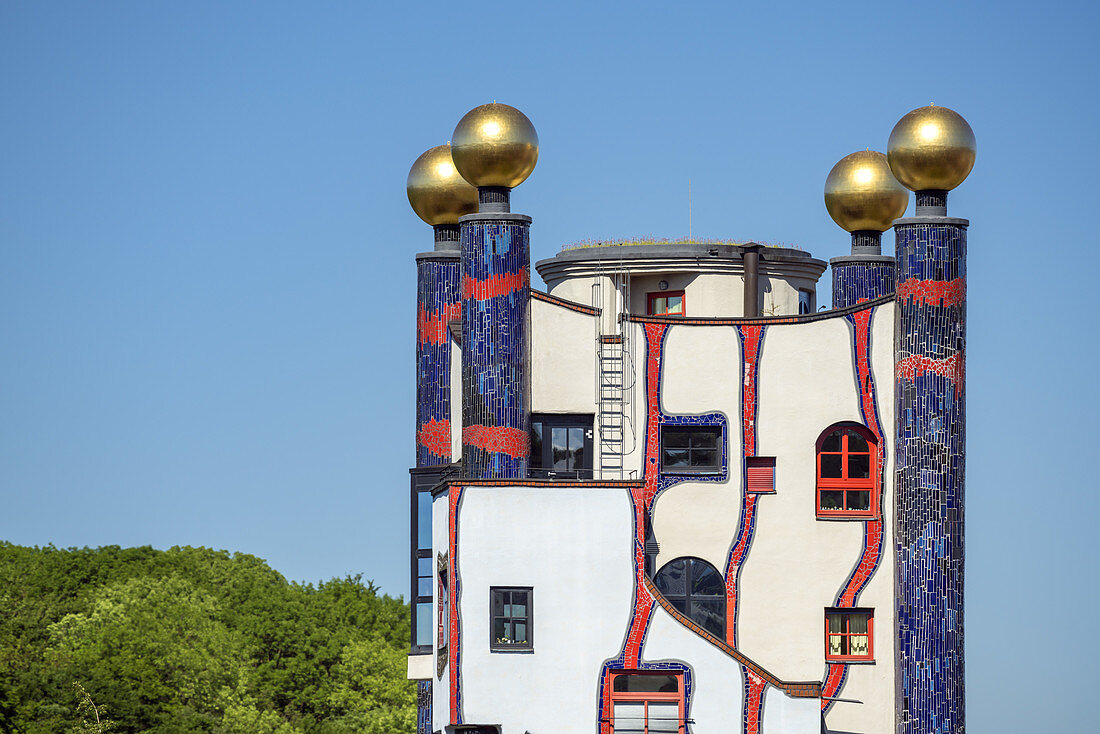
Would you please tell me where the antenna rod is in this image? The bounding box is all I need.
[688,179,692,240]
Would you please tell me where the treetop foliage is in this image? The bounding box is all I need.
[0,542,415,733]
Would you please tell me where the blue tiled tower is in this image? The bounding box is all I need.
[451,103,539,480]
[888,105,975,734]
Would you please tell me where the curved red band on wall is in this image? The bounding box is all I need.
[896,277,965,308]
[461,267,528,301]
[462,425,530,459]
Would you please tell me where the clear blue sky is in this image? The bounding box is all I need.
[2,1,1096,729]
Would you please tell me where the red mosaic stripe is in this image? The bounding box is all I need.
[895,353,964,393]
[461,425,530,459]
[417,418,451,461]
[744,667,767,734]
[896,276,965,309]
[417,301,461,346]
[461,267,528,300]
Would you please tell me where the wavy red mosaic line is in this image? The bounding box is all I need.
[743,667,767,734]
[895,353,964,393]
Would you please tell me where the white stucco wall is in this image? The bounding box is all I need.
[652,325,743,573]
[432,492,451,720]
[443,486,635,733]
[642,606,745,731]
[530,298,597,415]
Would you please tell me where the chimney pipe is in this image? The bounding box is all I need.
[742,244,762,317]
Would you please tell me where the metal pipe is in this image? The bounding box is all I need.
[742,244,761,317]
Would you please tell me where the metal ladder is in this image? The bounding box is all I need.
[593,272,636,479]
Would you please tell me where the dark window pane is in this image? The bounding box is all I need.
[820,490,844,510]
[493,618,508,644]
[849,614,869,634]
[690,431,717,448]
[654,559,687,595]
[827,614,844,633]
[690,449,717,468]
[417,491,432,548]
[614,674,679,693]
[822,431,842,452]
[847,431,869,453]
[663,449,689,467]
[509,594,527,618]
[848,490,871,510]
[667,296,683,314]
[664,430,691,449]
[692,564,724,596]
[821,454,843,478]
[491,591,504,616]
[669,597,688,615]
[530,424,543,467]
[849,454,870,479]
[692,599,725,637]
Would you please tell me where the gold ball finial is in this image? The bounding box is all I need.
[887,105,976,191]
[406,144,479,226]
[824,150,909,232]
[451,103,539,189]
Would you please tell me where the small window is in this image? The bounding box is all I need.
[660,426,722,473]
[647,290,685,316]
[490,587,532,652]
[609,670,683,734]
[653,557,725,638]
[825,609,874,662]
[746,457,776,493]
[798,289,813,315]
[530,414,593,479]
[816,423,878,518]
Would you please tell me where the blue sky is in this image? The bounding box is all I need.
[1,1,1096,729]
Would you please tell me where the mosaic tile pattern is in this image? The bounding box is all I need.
[893,220,966,734]
[416,680,431,734]
[460,220,531,478]
[743,667,767,734]
[417,258,461,466]
[596,322,726,734]
[724,325,765,647]
[832,261,897,309]
[822,307,888,715]
[447,484,465,726]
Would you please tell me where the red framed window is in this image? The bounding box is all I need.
[647,291,685,316]
[816,423,878,518]
[825,608,874,662]
[608,671,683,734]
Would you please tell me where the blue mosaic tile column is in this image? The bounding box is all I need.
[893,213,967,734]
[831,256,896,308]
[459,212,531,479]
[416,680,432,734]
[416,253,461,467]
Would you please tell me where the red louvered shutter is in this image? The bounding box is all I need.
[746,457,776,493]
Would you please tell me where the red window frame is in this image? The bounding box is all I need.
[647,290,685,316]
[824,608,874,662]
[607,670,684,734]
[815,423,878,519]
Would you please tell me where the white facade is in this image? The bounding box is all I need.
[418,246,898,734]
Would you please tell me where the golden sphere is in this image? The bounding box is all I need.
[406,144,479,226]
[824,150,909,232]
[887,105,976,191]
[451,103,538,188]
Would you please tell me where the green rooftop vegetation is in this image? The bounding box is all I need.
[561,237,804,252]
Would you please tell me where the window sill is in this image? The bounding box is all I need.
[816,512,879,521]
[661,468,722,476]
[826,658,875,665]
[489,646,535,654]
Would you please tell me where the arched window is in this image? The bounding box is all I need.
[816,423,878,518]
[653,557,725,638]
